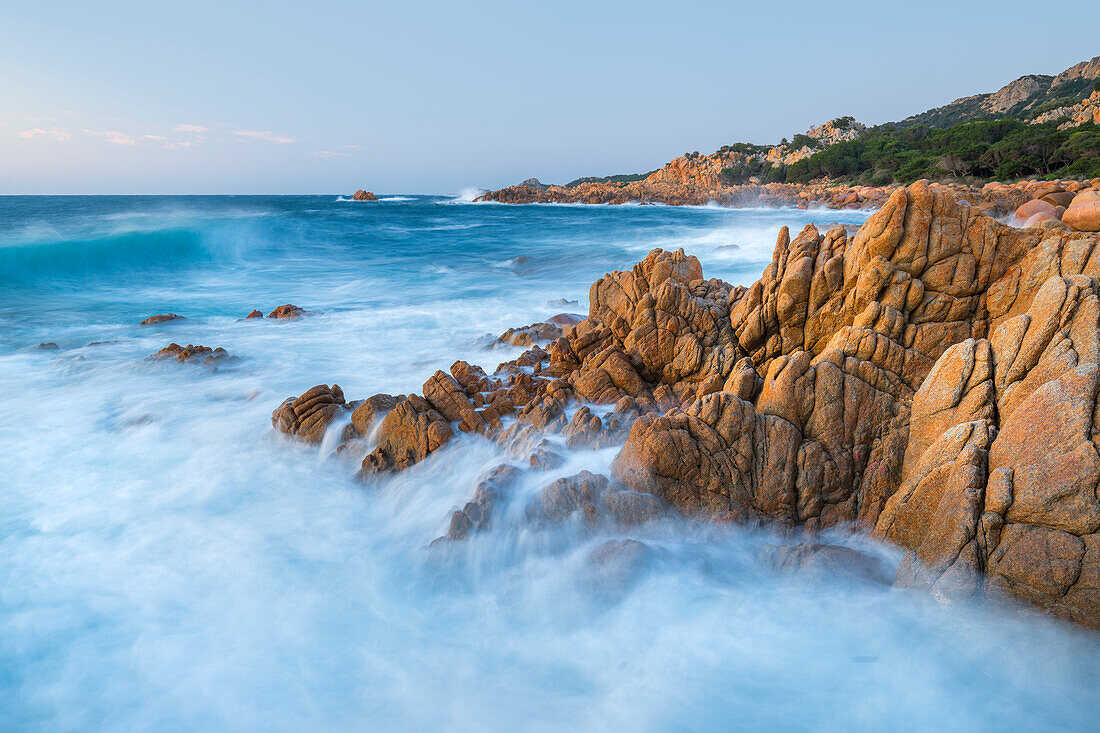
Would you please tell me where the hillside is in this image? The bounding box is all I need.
[897,56,1100,129]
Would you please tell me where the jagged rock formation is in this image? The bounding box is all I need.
[1032,90,1100,129]
[351,190,378,201]
[273,182,1100,627]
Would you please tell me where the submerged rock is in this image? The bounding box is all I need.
[759,543,891,584]
[579,539,656,597]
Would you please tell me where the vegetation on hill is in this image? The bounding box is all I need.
[897,77,1099,130]
[564,171,656,188]
[784,118,1100,184]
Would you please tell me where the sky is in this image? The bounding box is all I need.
[1,0,1098,194]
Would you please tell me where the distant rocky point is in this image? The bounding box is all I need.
[479,55,1100,209]
[351,189,378,201]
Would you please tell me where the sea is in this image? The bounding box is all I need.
[0,194,1097,731]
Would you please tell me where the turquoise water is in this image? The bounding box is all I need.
[0,195,1097,731]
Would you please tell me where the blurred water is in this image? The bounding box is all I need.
[0,195,1096,731]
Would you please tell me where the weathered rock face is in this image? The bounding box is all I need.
[351,190,378,201]
[273,181,1100,626]
[359,395,455,477]
[873,274,1100,625]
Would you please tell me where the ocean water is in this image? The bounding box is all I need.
[0,194,1097,731]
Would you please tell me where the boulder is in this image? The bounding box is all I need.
[1062,199,1100,232]
[351,190,378,201]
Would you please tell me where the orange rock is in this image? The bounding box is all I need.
[1063,200,1100,232]
[1013,198,1058,223]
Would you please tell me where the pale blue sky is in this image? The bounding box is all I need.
[2,0,1098,194]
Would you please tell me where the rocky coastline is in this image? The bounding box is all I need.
[477,169,1100,220]
[276,181,1100,628]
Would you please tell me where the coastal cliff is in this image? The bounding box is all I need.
[276,181,1100,628]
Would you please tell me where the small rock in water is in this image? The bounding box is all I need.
[36,342,59,350]
[546,298,579,308]
[149,343,238,370]
[138,313,185,326]
[267,304,310,319]
[244,309,264,319]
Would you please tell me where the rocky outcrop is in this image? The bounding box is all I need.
[1032,90,1100,129]
[149,343,237,368]
[273,181,1100,626]
[476,176,1054,216]
[351,190,378,201]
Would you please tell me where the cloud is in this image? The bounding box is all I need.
[19,127,71,141]
[343,144,366,151]
[174,123,207,134]
[311,150,348,158]
[82,129,137,146]
[231,129,296,144]
[143,134,168,141]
